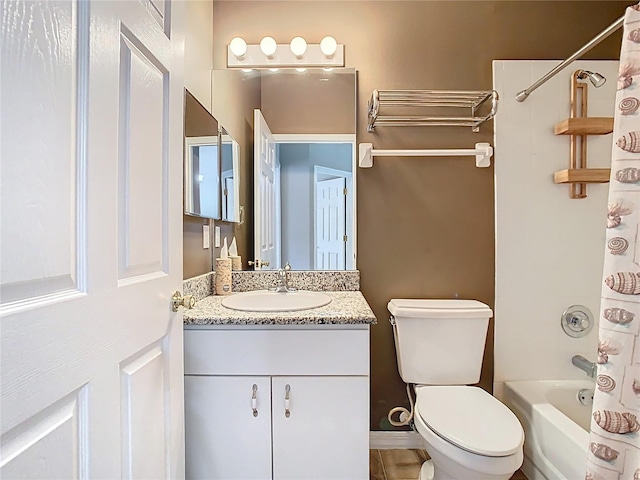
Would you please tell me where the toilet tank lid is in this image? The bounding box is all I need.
[387,299,493,318]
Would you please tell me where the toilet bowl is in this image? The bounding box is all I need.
[413,386,523,480]
[387,299,524,480]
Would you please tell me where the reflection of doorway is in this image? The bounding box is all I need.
[185,136,219,219]
[314,167,352,269]
[277,137,355,270]
[254,115,356,270]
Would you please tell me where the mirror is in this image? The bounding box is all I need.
[184,90,242,223]
[184,90,220,220]
[211,68,357,270]
[220,128,240,222]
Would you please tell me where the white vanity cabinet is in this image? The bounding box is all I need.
[184,375,273,480]
[184,326,370,480]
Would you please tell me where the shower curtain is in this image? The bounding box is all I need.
[589,4,640,479]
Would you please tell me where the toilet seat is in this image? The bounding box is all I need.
[416,386,524,457]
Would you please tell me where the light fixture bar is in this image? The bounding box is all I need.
[227,44,344,68]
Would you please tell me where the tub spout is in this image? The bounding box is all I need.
[572,355,597,378]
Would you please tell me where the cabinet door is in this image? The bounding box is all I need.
[185,376,272,480]
[271,376,369,480]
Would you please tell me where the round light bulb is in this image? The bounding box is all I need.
[290,36,307,57]
[229,37,247,58]
[320,36,337,57]
[269,68,280,72]
[241,69,253,73]
[259,36,277,57]
[296,68,307,73]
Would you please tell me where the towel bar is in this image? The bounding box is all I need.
[358,143,493,168]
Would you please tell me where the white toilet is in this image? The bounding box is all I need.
[387,299,524,480]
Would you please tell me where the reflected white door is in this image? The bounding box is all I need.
[254,109,280,270]
[1,1,185,478]
[222,173,235,221]
[315,178,346,269]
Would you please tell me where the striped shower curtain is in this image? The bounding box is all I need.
[588,4,640,478]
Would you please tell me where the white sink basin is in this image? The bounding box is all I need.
[221,290,332,312]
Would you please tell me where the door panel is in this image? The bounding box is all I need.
[0,388,88,480]
[118,27,168,281]
[120,342,168,480]
[0,1,185,478]
[271,376,369,480]
[0,0,86,306]
[185,376,272,480]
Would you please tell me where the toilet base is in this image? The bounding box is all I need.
[419,459,458,480]
[419,460,435,480]
[420,457,517,480]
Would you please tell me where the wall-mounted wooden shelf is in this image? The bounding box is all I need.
[553,168,611,184]
[553,73,614,198]
[553,117,613,135]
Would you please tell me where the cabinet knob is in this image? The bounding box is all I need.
[284,384,291,418]
[252,384,258,417]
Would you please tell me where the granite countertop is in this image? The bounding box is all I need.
[183,291,377,326]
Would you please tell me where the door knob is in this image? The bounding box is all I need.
[171,291,195,312]
[248,259,270,269]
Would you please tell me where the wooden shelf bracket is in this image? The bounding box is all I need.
[552,70,612,199]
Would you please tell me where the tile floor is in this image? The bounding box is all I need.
[369,449,528,480]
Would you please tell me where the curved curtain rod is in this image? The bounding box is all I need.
[515,15,624,102]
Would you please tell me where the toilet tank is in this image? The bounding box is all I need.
[387,299,493,385]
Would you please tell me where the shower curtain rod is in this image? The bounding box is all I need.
[515,15,624,102]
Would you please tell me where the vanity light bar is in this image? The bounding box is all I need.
[227,44,345,69]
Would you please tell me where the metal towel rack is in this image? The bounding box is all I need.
[367,89,499,132]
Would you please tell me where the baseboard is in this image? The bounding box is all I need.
[369,431,425,449]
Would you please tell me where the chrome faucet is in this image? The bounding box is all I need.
[572,355,597,378]
[271,262,297,293]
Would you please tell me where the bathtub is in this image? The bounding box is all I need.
[504,380,593,480]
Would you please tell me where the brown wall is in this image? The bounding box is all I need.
[212,0,629,430]
[212,71,262,267]
[261,70,356,134]
[183,91,219,279]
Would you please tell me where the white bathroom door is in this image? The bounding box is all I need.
[315,177,347,269]
[1,1,185,478]
[254,109,280,270]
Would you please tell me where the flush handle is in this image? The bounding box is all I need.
[251,384,258,417]
[284,384,291,418]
